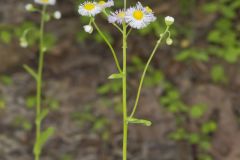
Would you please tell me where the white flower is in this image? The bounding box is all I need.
[54,11,61,19]
[34,0,56,5]
[108,9,126,24]
[25,4,34,11]
[78,1,102,17]
[125,2,156,29]
[84,25,93,33]
[165,16,174,26]
[98,0,114,9]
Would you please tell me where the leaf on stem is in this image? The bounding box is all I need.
[108,73,123,79]
[127,117,152,126]
[34,126,55,155]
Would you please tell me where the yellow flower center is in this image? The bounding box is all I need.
[84,3,95,11]
[41,0,49,3]
[145,6,152,13]
[133,10,144,20]
[117,12,125,18]
[98,1,106,5]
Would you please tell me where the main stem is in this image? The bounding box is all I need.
[122,23,128,160]
[35,5,46,160]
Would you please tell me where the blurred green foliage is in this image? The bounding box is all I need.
[160,84,216,160]
[0,21,56,50]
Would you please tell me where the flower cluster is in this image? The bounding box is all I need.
[78,1,159,31]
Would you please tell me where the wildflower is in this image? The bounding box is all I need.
[165,16,174,26]
[53,11,61,19]
[84,25,93,33]
[125,2,156,29]
[34,0,56,5]
[25,4,34,11]
[78,1,102,17]
[108,9,126,24]
[98,0,114,9]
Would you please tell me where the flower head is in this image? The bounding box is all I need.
[165,16,174,26]
[125,2,156,29]
[78,1,102,17]
[84,25,93,33]
[108,9,126,24]
[98,0,114,9]
[34,0,56,5]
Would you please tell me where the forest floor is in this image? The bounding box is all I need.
[0,0,240,160]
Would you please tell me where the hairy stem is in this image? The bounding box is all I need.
[130,26,170,118]
[34,5,47,160]
[122,23,128,160]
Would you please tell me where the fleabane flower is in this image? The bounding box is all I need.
[108,9,126,24]
[34,0,56,5]
[78,1,102,17]
[125,2,156,29]
[98,0,114,9]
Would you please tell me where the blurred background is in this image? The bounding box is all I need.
[0,0,240,160]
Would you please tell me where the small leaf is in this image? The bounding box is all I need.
[108,73,123,79]
[34,127,55,155]
[127,117,152,126]
[23,64,37,80]
[38,109,49,122]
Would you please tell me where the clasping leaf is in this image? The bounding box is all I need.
[127,117,152,126]
[108,73,123,79]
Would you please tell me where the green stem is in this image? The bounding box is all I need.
[129,26,170,118]
[34,5,47,160]
[122,23,128,160]
[92,21,122,73]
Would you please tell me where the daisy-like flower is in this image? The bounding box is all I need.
[34,0,56,5]
[98,0,114,9]
[78,1,102,17]
[125,2,156,29]
[108,9,126,24]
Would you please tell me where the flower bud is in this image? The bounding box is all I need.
[25,4,34,11]
[166,38,173,45]
[20,38,28,48]
[165,16,174,26]
[53,11,62,20]
[83,25,93,34]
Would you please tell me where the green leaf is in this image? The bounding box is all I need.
[26,96,36,109]
[210,65,228,84]
[108,73,123,79]
[23,64,37,80]
[190,104,206,119]
[0,75,13,86]
[38,109,49,122]
[34,127,55,155]
[127,117,152,126]
[201,121,217,134]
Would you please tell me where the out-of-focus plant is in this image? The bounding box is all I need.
[77,1,174,159]
[210,64,228,84]
[160,86,217,160]
[20,1,61,160]
[71,105,111,141]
